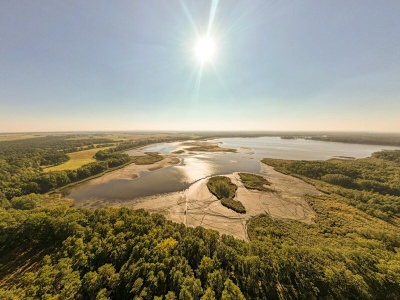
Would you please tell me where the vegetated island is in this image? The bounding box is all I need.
[131,152,164,165]
[181,141,236,153]
[207,176,246,213]
[238,173,275,192]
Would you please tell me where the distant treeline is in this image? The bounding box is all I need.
[189,131,400,147]
[279,134,400,146]
[310,135,400,147]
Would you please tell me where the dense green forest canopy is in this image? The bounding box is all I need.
[0,194,399,299]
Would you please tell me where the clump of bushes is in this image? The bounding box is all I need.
[131,152,163,165]
[221,198,246,213]
[207,176,237,199]
[238,173,274,192]
[207,176,246,213]
[10,194,38,210]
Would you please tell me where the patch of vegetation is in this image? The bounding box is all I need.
[188,145,236,152]
[207,176,237,200]
[171,149,185,154]
[221,198,246,214]
[1,193,72,210]
[372,149,400,162]
[262,149,400,221]
[238,173,274,192]
[275,132,400,147]
[207,176,246,213]
[182,141,236,153]
[44,146,114,172]
[131,152,163,165]
[0,200,399,299]
[310,134,400,146]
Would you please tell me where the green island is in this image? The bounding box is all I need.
[238,173,274,192]
[206,176,246,214]
[182,141,237,153]
[0,133,399,299]
[131,152,164,165]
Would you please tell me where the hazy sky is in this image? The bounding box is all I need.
[1,0,400,132]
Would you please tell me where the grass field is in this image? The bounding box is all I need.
[44,146,113,172]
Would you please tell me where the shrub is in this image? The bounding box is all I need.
[221,198,246,214]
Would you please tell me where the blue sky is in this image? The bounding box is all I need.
[1,0,399,132]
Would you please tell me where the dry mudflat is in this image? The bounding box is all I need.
[75,160,319,241]
[83,155,180,184]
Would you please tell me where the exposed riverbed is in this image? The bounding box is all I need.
[64,137,399,204]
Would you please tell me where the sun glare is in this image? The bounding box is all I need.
[194,36,216,64]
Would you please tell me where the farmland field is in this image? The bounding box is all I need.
[44,146,114,172]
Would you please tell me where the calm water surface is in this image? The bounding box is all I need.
[65,137,399,202]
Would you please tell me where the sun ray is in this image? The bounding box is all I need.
[207,0,219,36]
[179,0,199,37]
[192,63,204,103]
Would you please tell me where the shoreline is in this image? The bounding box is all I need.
[73,166,319,241]
[53,140,188,195]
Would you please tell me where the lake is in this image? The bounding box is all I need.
[64,137,399,202]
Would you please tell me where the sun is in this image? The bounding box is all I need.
[194,36,216,64]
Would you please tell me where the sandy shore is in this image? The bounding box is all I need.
[77,163,319,241]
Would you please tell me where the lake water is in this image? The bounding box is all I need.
[64,137,399,202]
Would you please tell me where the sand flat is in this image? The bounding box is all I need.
[75,163,319,241]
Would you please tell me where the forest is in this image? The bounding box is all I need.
[0,190,399,299]
[0,134,399,299]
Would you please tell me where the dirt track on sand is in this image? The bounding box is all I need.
[79,163,319,241]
